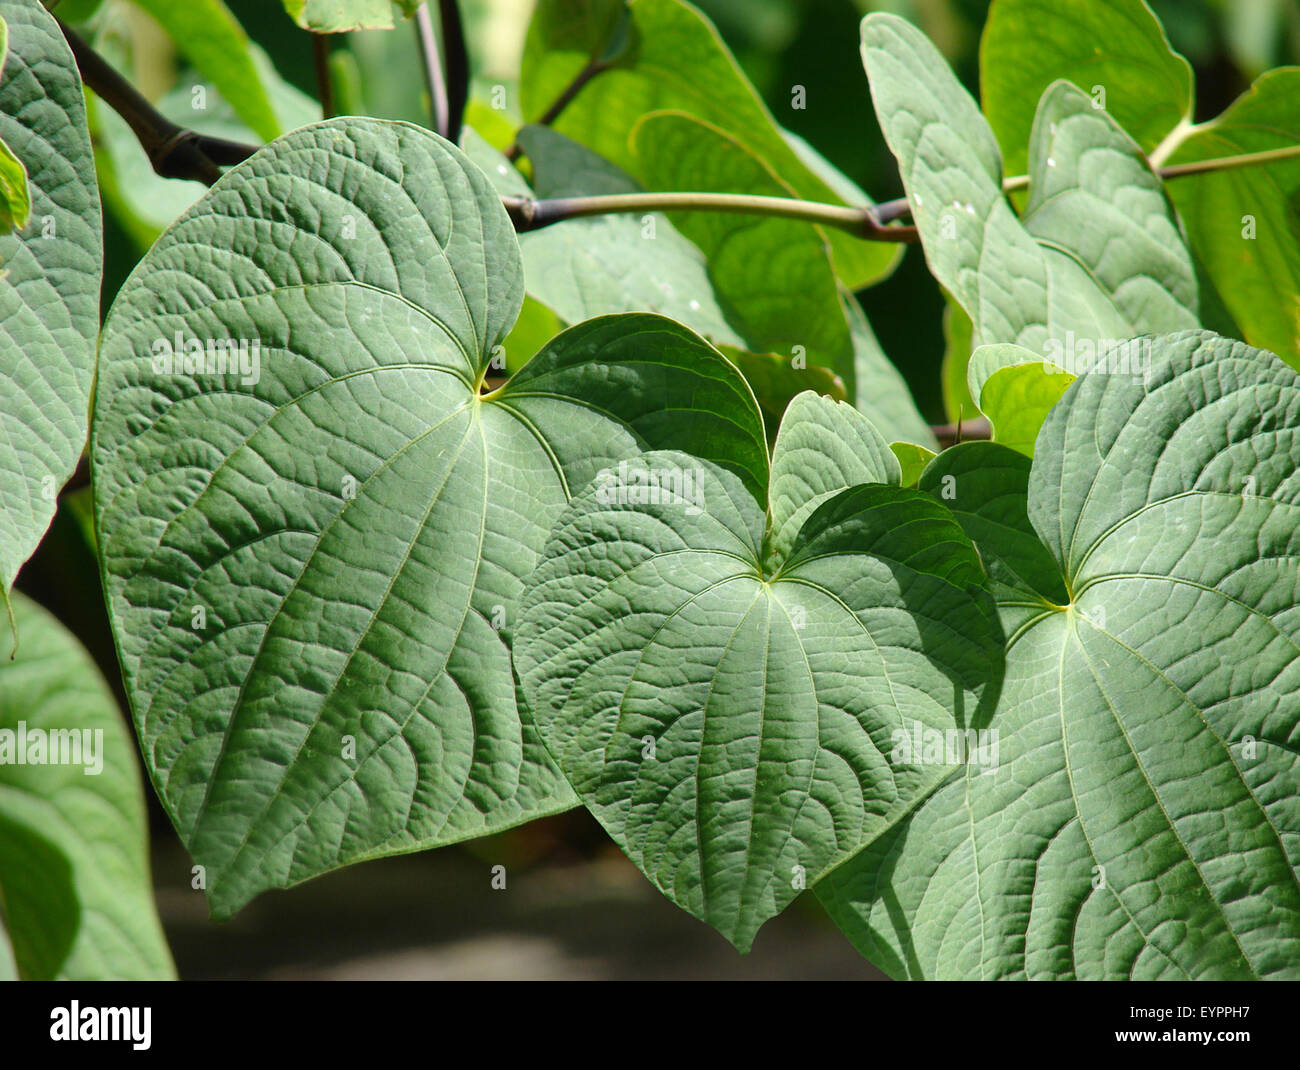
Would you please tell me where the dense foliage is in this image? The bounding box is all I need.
[2,0,1298,979]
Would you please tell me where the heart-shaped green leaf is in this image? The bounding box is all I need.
[862,14,1197,359]
[516,393,1003,950]
[818,331,1300,979]
[0,0,101,606]
[92,118,768,917]
[0,593,174,979]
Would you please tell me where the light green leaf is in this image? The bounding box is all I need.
[862,14,1197,363]
[977,364,1075,457]
[819,331,1300,979]
[0,17,30,235]
[0,593,174,980]
[890,441,936,488]
[0,0,102,602]
[1166,69,1300,368]
[967,342,1075,457]
[980,0,1192,177]
[500,294,564,374]
[519,0,632,98]
[0,137,28,235]
[284,0,417,33]
[132,0,282,142]
[516,396,1003,951]
[521,0,897,290]
[92,118,769,918]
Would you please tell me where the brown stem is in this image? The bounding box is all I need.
[504,57,608,161]
[59,18,257,185]
[312,33,335,120]
[501,191,920,243]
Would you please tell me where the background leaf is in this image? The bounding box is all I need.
[283,0,418,33]
[520,0,898,290]
[0,593,173,980]
[980,0,1192,176]
[863,13,1197,367]
[1166,69,1300,367]
[632,110,856,390]
[977,0,1300,367]
[132,0,283,142]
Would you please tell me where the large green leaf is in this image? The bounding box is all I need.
[520,0,898,291]
[0,593,174,980]
[980,0,1192,177]
[516,393,1003,950]
[131,0,283,142]
[92,118,769,918]
[862,13,1197,366]
[0,0,102,605]
[819,331,1300,979]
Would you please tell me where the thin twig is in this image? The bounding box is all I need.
[1157,142,1300,179]
[438,0,468,143]
[501,191,920,243]
[503,57,609,160]
[933,417,989,448]
[312,33,335,120]
[414,3,449,137]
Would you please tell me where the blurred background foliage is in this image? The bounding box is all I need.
[27,0,1300,978]
[70,0,1300,422]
